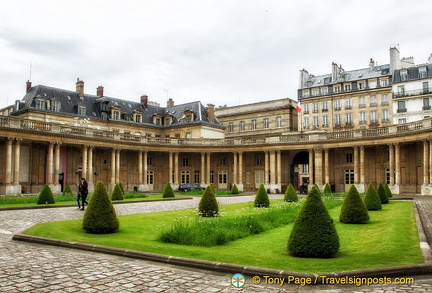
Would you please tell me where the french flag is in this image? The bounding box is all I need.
[295,101,301,113]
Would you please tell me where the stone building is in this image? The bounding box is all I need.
[1,47,432,196]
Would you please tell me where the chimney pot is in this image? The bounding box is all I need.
[141,95,148,108]
[26,80,32,93]
[76,78,84,98]
[207,103,215,123]
[167,98,174,107]
[97,86,104,97]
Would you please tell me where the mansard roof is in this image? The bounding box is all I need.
[300,64,391,89]
[13,84,223,128]
[392,64,432,83]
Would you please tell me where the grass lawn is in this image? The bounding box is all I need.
[23,199,422,273]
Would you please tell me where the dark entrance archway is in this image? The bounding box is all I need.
[291,151,309,193]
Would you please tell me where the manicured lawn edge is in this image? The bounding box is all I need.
[12,233,432,281]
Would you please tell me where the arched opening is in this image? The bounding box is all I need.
[291,151,309,194]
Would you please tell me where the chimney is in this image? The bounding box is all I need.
[331,62,339,82]
[140,95,148,108]
[389,46,401,73]
[26,80,32,93]
[428,54,432,65]
[76,78,84,98]
[207,103,215,123]
[369,58,375,71]
[167,98,174,107]
[299,69,310,88]
[97,85,104,97]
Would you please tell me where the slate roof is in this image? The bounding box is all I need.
[392,64,432,83]
[300,64,391,89]
[13,85,223,128]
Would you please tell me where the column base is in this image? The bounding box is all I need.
[236,183,244,192]
[355,183,366,194]
[421,185,432,196]
[87,182,94,194]
[49,184,62,195]
[2,184,22,196]
[390,184,401,195]
[267,183,282,194]
[138,184,150,192]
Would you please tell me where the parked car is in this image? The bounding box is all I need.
[178,183,205,192]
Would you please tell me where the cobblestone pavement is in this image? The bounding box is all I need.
[1,195,432,292]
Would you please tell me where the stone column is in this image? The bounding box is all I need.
[265,151,269,185]
[353,146,359,184]
[238,151,244,192]
[430,140,432,185]
[110,148,116,190]
[324,148,330,184]
[389,144,395,185]
[424,140,430,185]
[308,149,314,186]
[201,152,206,186]
[143,151,148,184]
[357,145,366,193]
[82,145,88,180]
[87,145,94,193]
[314,148,323,187]
[206,152,211,184]
[4,138,12,187]
[233,152,238,185]
[47,142,54,185]
[13,139,22,185]
[52,142,61,194]
[270,150,276,193]
[138,151,143,185]
[169,152,174,184]
[174,152,179,185]
[395,143,401,185]
[115,149,121,184]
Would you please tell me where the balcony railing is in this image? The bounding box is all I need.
[393,88,432,98]
[0,116,431,147]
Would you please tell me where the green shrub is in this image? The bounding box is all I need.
[63,184,73,196]
[384,183,393,198]
[118,182,125,194]
[339,185,369,224]
[162,182,175,198]
[198,186,219,217]
[111,184,124,200]
[287,185,340,258]
[284,183,298,202]
[37,184,55,204]
[209,183,216,194]
[377,183,389,204]
[83,181,119,234]
[364,183,382,211]
[323,183,332,195]
[254,184,270,207]
[231,184,239,194]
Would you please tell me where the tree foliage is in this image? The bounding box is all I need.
[198,186,219,217]
[83,181,119,234]
[339,185,369,224]
[288,185,340,258]
[231,184,239,194]
[323,183,332,195]
[284,183,298,202]
[111,184,124,200]
[162,182,175,198]
[384,183,393,198]
[377,183,389,204]
[254,184,270,207]
[37,184,55,204]
[364,183,382,211]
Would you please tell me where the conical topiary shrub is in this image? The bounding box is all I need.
[284,183,298,202]
[198,186,219,217]
[162,182,175,198]
[118,182,125,194]
[339,185,369,224]
[384,183,393,198]
[364,183,382,211]
[37,184,55,204]
[63,184,73,196]
[111,184,124,200]
[377,183,389,204]
[323,183,332,196]
[231,184,239,194]
[288,185,339,258]
[209,183,216,194]
[83,181,119,234]
[254,184,270,207]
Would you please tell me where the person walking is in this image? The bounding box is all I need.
[77,180,83,210]
[78,178,89,210]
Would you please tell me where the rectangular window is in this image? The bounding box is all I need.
[228,122,234,132]
[419,66,427,78]
[220,157,226,166]
[382,110,389,122]
[78,106,86,116]
[398,118,407,124]
[182,157,189,167]
[423,98,431,110]
[240,121,245,131]
[358,82,364,90]
[423,81,429,93]
[135,114,142,123]
[313,116,319,128]
[303,104,309,114]
[359,96,365,108]
[276,117,282,128]
[370,111,378,123]
[346,113,352,125]
[304,117,309,129]
[312,89,319,96]
[218,171,227,184]
[359,112,366,124]
[112,111,120,120]
[321,87,328,95]
[345,99,352,109]
[256,155,264,166]
[147,156,152,166]
[381,94,389,105]
[251,119,257,130]
[36,99,46,109]
[381,79,389,87]
[334,100,341,110]
[322,101,328,111]
[194,170,200,184]
[397,85,405,96]
[313,103,319,113]
[322,115,328,127]
[181,171,190,184]
[147,171,154,184]
[246,171,251,184]
[370,95,377,106]
[210,170,214,184]
[263,118,269,129]
[346,153,353,163]
[345,169,354,184]
[52,101,61,112]
[333,85,341,93]
[344,84,351,91]
[400,70,408,81]
[302,90,310,97]
[397,101,407,113]
[335,114,341,125]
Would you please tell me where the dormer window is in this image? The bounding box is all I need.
[78,105,86,116]
[184,110,194,122]
[111,106,121,120]
[134,112,142,123]
[165,115,172,126]
[153,115,162,125]
[36,99,46,109]
[52,100,61,112]
[419,66,427,79]
[400,70,408,81]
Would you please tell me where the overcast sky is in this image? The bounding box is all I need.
[0,0,431,109]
